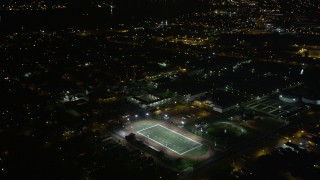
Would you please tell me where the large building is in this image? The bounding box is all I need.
[212,103,237,113]
[279,88,320,106]
[203,91,243,113]
[279,94,299,103]
[184,92,207,102]
[302,96,320,105]
[128,93,171,109]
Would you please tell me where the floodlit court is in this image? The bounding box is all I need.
[245,99,302,117]
[137,124,202,155]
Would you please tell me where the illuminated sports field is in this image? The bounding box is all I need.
[137,124,202,155]
[127,120,213,161]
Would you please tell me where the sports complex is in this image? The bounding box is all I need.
[126,119,213,161]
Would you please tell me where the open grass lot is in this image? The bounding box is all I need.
[137,124,202,155]
[207,122,246,137]
[205,121,254,148]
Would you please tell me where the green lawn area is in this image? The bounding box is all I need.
[207,122,246,137]
[206,121,251,148]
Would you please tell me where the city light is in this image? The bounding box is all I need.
[2,0,320,179]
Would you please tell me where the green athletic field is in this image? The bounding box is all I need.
[137,124,202,155]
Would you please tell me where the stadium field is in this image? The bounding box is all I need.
[127,119,213,161]
[137,124,202,155]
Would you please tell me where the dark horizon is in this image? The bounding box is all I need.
[0,1,207,32]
